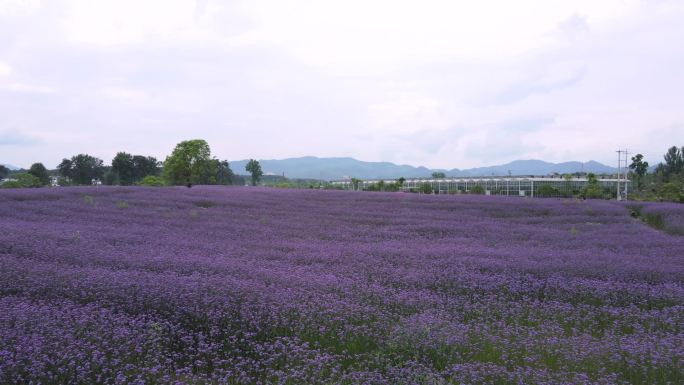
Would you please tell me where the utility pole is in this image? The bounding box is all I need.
[616,150,622,201]
[623,150,629,200]
[616,149,629,201]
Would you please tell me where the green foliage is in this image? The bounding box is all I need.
[0,165,9,179]
[582,173,603,199]
[214,159,234,185]
[28,163,50,186]
[0,173,42,188]
[57,158,72,183]
[536,184,559,197]
[642,213,665,230]
[58,154,104,185]
[137,175,165,186]
[112,152,135,185]
[116,200,129,209]
[659,182,683,202]
[82,195,94,205]
[245,159,263,186]
[431,172,446,178]
[629,154,649,190]
[663,146,684,178]
[350,178,361,190]
[418,183,433,194]
[163,139,215,185]
[470,184,485,194]
[0,180,23,188]
[132,155,160,180]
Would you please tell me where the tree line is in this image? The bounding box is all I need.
[2,142,684,201]
[628,146,684,202]
[0,139,264,188]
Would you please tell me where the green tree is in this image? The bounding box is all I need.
[582,173,603,199]
[112,153,160,185]
[431,172,446,178]
[57,158,73,184]
[28,163,50,186]
[396,177,406,186]
[132,155,160,181]
[350,178,361,191]
[58,154,104,185]
[663,146,683,179]
[0,165,8,179]
[214,160,234,185]
[245,159,263,186]
[628,153,649,190]
[163,140,215,185]
[112,152,134,185]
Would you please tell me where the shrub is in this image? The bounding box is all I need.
[470,185,485,194]
[659,182,683,202]
[0,173,42,188]
[0,181,23,189]
[418,183,433,194]
[536,184,559,197]
[137,176,165,186]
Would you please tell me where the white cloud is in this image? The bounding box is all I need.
[1,0,683,169]
[0,61,10,76]
[6,82,55,93]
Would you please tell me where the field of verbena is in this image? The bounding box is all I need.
[1,187,683,385]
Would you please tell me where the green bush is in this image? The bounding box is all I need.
[0,180,23,189]
[418,183,433,194]
[536,184,559,197]
[659,182,683,202]
[137,176,166,186]
[470,185,485,194]
[0,173,42,188]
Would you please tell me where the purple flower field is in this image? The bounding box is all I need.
[1,187,683,384]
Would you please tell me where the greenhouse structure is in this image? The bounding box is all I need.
[331,176,630,198]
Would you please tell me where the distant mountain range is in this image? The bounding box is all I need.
[0,163,20,170]
[230,157,617,180]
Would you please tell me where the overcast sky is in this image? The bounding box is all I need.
[1,0,683,169]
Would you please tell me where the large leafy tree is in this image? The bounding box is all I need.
[112,152,135,185]
[215,160,234,185]
[57,155,104,185]
[111,153,160,185]
[57,158,73,182]
[0,165,9,179]
[663,146,684,177]
[245,159,263,186]
[28,163,50,186]
[163,139,215,185]
[628,154,649,190]
[132,156,160,181]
